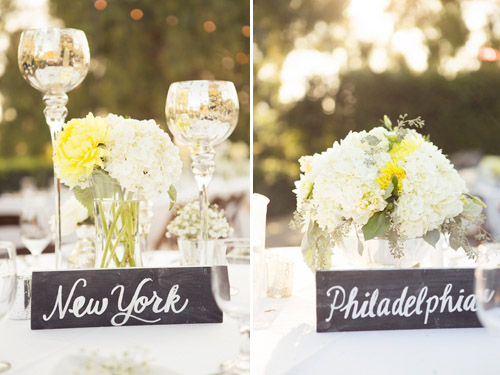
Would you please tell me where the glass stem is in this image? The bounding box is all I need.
[238,323,250,363]
[199,185,209,263]
[43,91,68,269]
[190,145,215,264]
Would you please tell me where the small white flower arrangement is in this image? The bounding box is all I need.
[293,115,487,270]
[167,201,233,240]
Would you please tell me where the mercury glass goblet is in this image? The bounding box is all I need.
[18,28,90,268]
[165,81,239,263]
[0,242,17,372]
[211,239,250,374]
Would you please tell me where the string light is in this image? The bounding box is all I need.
[242,26,250,38]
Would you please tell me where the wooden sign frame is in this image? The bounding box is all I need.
[31,267,225,330]
[316,268,482,332]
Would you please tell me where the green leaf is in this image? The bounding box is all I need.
[384,176,399,200]
[461,200,484,221]
[465,193,486,208]
[365,135,381,146]
[423,229,440,247]
[362,211,391,241]
[168,185,177,210]
[301,220,332,271]
[391,175,399,197]
[384,181,394,200]
[449,233,462,250]
[74,186,94,217]
[357,238,364,256]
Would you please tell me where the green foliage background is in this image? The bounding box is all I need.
[254,0,500,216]
[0,0,250,190]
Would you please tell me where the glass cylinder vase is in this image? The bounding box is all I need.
[341,237,431,269]
[177,239,223,266]
[66,224,96,269]
[89,171,142,268]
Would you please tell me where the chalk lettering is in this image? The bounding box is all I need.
[323,283,487,325]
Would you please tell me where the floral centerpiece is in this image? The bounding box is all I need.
[293,115,486,270]
[54,113,182,268]
[167,200,233,240]
[167,200,232,266]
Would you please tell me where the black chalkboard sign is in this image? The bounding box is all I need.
[316,268,483,332]
[31,267,225,330]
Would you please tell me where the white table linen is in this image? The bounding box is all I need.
[1,251,241,375]
[253,247,500,375]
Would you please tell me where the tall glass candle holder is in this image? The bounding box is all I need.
[18,28,90,268]
[166,81,239,263]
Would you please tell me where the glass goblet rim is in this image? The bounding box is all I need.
[20,27,87,36]
[168,79,237,88]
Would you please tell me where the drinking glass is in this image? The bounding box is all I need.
[18,27,90,268]
[166,81,239,263]
[211,239,250,374]
[475,242,500,337]
[0,242,17,372]
[19,205,52,269]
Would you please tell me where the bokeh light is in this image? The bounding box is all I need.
[478,47,500,62]
[204,21,216,33]
[94,0,107,11]
[166,15,179,26]
[242,26,250,37]
[236,52,249,64]
[130,9,143,21]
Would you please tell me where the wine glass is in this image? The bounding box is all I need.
[19,205,52,269]
[475,242,500,337]
[166,81,239,264]
[0,242,17,372]
[211,239,250,374]
[18,28,90,268]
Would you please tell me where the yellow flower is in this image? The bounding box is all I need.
[376,161,406,194]
[54,113,110,186]
[376,137,422,194]
[389,137,422,163]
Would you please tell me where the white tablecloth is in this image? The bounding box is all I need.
[1,251,241,375]
[0,174,250,250]
[253,248,500,375]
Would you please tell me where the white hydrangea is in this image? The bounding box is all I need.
[395,141,466,238]
[294,125,468,240]
[104,114,182,198]
[297,129,390,232]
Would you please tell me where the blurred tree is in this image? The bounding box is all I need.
[254,0,500,216]
[0,0,250,162]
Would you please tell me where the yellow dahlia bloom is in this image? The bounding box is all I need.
[389,137,422,163]
[376,137,422,194]
[54,113,110,186]
[376,161,406,194]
